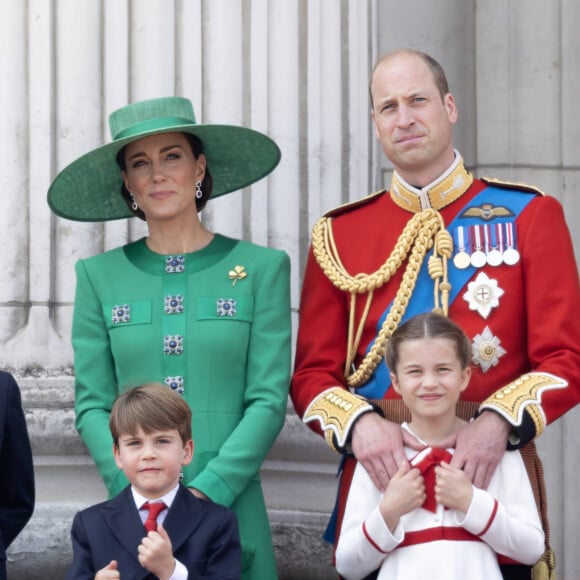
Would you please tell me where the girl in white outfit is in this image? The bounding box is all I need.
[335,313,544,580]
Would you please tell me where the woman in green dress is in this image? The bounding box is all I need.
[48,97,291,579]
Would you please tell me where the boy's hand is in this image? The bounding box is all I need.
[379,463,425,532]
[95,560,120,579]
[435,461,473,512]
[188,487,209,500]
[138,522,176,580]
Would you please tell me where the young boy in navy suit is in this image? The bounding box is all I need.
[67,383,241,579]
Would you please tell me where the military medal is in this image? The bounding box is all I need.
[470,225,487,268]
[484,224,501,266]
[463,272,504,319]
[453,226,471,269]
[502,222,520,265]
[471,326,506,372]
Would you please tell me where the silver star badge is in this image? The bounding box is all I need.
[472,326,506,373]
[463,272,504,319]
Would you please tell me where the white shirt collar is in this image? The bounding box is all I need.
[132,483,180,510]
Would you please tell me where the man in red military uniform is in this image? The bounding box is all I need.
[290,49,580,580]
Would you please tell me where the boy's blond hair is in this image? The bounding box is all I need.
[110,383,192,445]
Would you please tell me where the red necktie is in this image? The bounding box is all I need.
[411,447,452,513]
[142,501,166,532]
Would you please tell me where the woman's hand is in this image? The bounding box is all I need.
[188,487,209,500]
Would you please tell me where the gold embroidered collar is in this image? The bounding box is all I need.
[390,153,473,213]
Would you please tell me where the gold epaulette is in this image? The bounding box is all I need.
[479,372,567,437]
[322,190,386,219]
[303,387,373,452]
[481,177,546,197]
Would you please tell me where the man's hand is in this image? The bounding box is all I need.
[95,560,120,579]
[443,411,510,489]
[138,522,176,580]
[351,413,420,491]
[379,463,425,532]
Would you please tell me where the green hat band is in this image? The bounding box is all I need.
[114,117,194,140]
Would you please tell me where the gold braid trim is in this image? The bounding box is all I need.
[303,387,374,451]
[479,372,568,436]
[311,209,452,388]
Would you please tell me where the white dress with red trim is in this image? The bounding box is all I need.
[335,423,544,580]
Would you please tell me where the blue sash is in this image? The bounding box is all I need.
[355,186,536,399]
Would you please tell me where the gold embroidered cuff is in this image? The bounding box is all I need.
[303,387,373,452]
[479,372,567,437]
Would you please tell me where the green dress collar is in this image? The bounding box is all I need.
[123,234,239,275]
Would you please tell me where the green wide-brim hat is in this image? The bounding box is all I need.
[47,96,281,221]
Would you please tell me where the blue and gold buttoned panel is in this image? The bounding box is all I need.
[196,295,254,323]
[104,300,152,329]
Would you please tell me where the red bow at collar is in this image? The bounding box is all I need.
[410,447,453,513]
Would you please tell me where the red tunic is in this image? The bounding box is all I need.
[291,173,580,445]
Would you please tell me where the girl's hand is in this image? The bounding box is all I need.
[379,463,425,531]
[435,461,473,512]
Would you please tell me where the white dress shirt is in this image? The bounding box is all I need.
[132,485,188,580]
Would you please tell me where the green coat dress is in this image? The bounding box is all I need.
[72,234,291,580]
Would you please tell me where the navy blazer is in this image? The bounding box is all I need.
[67,484,241,579]
[0,372,35,580]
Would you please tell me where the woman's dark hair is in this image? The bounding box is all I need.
[385,312,471,374]
[115,132,214,221]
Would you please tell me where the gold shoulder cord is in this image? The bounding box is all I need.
[311,208,452,388]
